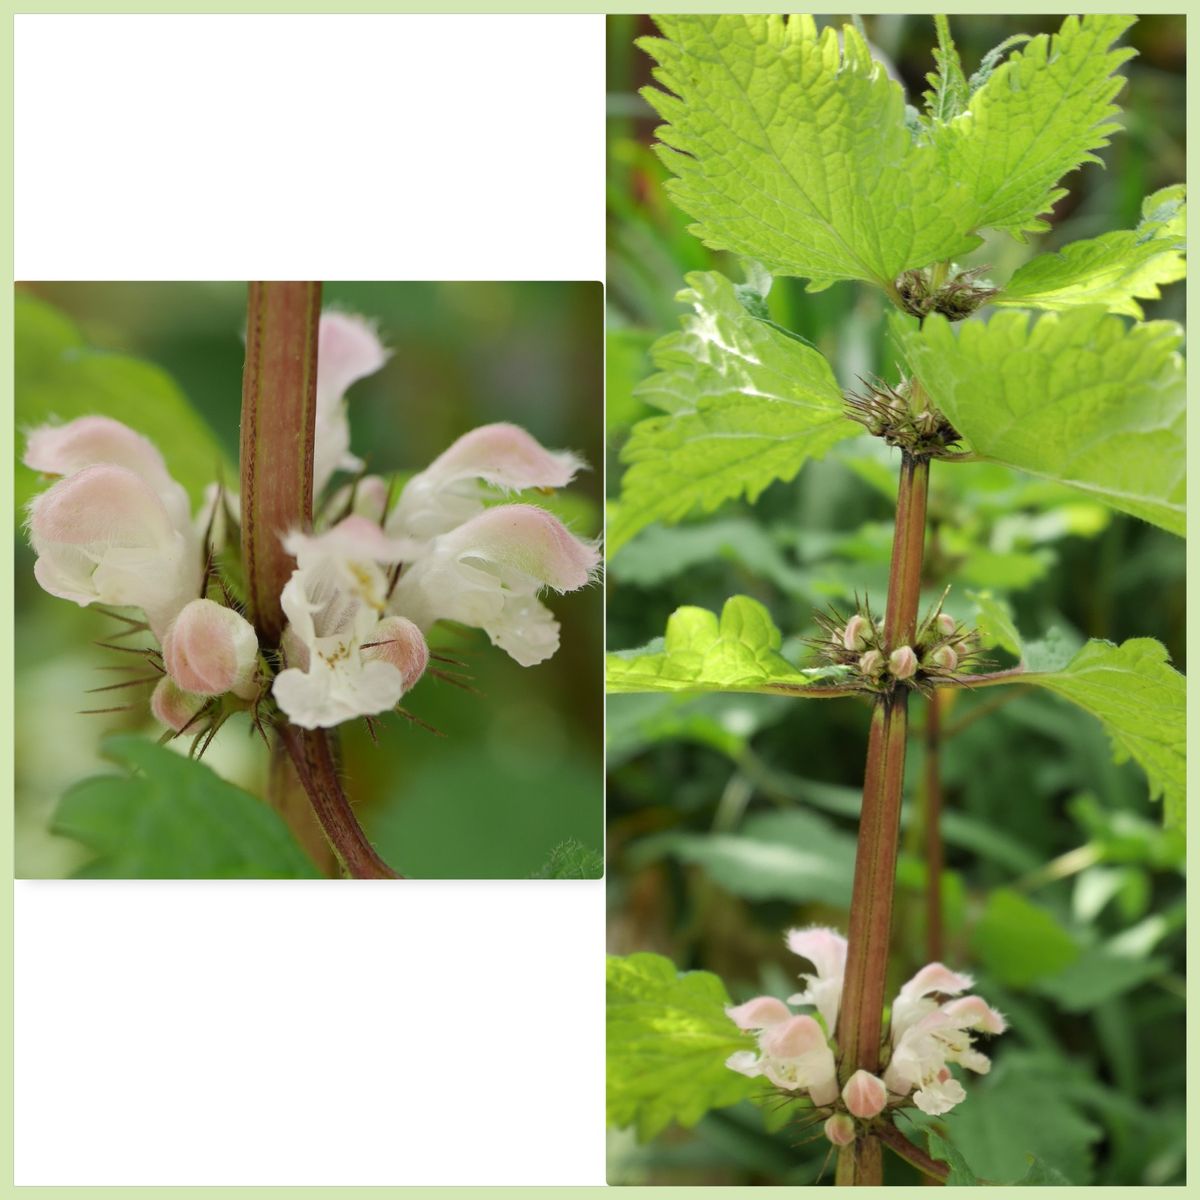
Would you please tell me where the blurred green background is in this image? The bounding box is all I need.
[606,14,1185,1187]
[15,280,604,880]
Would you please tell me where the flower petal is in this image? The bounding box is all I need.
[163,599,259,698]
[785,926,848,981]
[726,996,791,1031]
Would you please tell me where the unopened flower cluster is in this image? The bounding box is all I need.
[23,311,599,736]
[812,600,979,694]
[725,927,1006,1145]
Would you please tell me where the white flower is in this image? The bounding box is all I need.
[271,516,427,729]
[726,998,838,1105]
[389,503,599,667]
[386,422,584,542]
[786,926,848,1032]
[884,971,1007,1116]
[312,311,389,496]
[26,462,201,640]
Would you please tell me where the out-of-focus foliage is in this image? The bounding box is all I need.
[15,281,604,880]
[606,12,1184,1187]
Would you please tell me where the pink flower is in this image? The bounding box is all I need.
[150,676,205,733]
[842,1069,887,1119]
[725,1002,838,1105]
[786,926,848,1032]
[390,503,599,666]
[824,1113,856,1146]
[163,598,259,699]
[883,966,1007,1116]
[27,462,200,640]
[312,311,390,495]
[387,422,585,541]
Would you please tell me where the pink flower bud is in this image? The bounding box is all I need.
[858,649,884,678]
[163,599,260,699]
[842,1069,887,1119]
[726,996,791,1031]
[889,645,918,680]
[927,644,958,670]
[362,616,429,693]
[841,614,868,652]
[150,676,204,732]
[936,612,956,637]
[824,1113,856,1146]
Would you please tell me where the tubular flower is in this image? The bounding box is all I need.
[786,926,848,1032]
[389,503,599,667]
[725,1001,838,1105]
[163,598,260,699]
[386,422,586,543]
[884,987,1007,1116]
[312,311,390,496]
[26,462,201,640]
[727,930,1006,1120]
[271,516,426,729]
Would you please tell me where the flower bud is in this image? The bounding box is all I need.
[824,1113,856,1146]
[362,615,429,693]
[889,645,918,680]
[163,599,260,699]
[858,649,884,678]
[927,644,958,671]
[842,614,869,653]
[150,676,204,733]
[842,1069,888,1119]
[936,612,956,637]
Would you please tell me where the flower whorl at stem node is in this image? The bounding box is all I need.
[724,927,1007,1120]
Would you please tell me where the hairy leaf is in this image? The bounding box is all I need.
[923,15,970,123]
[610,271,854,553]
[606,595,852,696]
[528,837,603,879]
[997,184,1186,317]
[15,292,232,513]
[933,14,1137,240]
[639,15,1136,290]
[53,736,319,879]
[639,15,982,288]
[607,952,761,1139]
[893,307,1185,534]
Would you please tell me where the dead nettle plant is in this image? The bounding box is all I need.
[23,282,599,878]
[604,14,1184,1185]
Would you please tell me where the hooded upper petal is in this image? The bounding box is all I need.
[388,423,585,541]
[312,311,389,495]
[27,463,200,638]
[389,504,598,667]
[785,926,848,1032]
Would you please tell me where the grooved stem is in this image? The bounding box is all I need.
[835,452,930,1186]
[279,727,401,880]
[240,281,321,645]
[924,690,944,962]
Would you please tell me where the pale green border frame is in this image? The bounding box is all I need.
[2,1,1191,1196]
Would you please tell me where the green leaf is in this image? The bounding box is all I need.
[606,595,853,696]
[969,888,1079,987]
[633,809,856,906]
[997,185,1186,318]
[933,14,1137,240]
[15,292,233,513]
[607,952,761,1140]
[53,735,320,879]
[610,271,854,554]
[1023,639,1185,827]
[1014,1157,1074,1186]
[932,1053,1103,1184]
[639,16,982,288]
[924,15,970,123]
[893,307,1185,535]
[924,1128,979,1185]
[1032,946,1168,1011]
[528,837,603,879]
